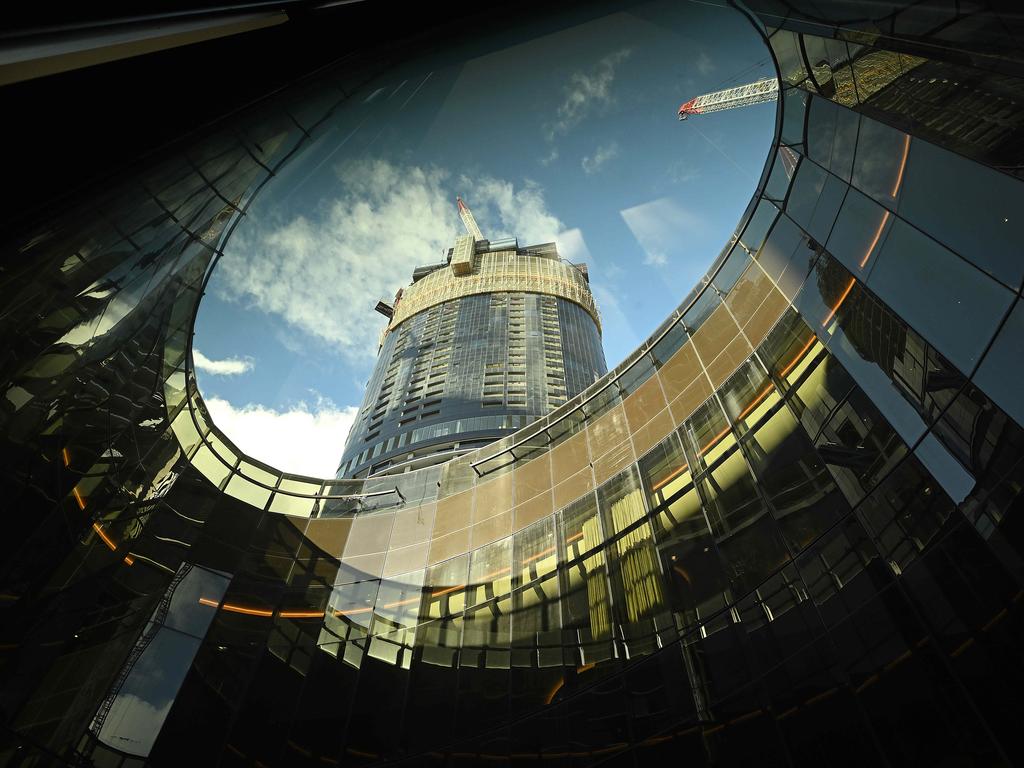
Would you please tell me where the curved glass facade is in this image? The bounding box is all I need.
[2,2,1024,766]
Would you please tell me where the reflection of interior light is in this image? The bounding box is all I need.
[279,609,326,618]
[523,545,557,564]
[72,487,86,510]
[198,597,273,617]
[123,555,134,566]
[652,462,689,492]
[821,277,857,327]
[891,134,911,197]
[92,522,116,551]
[672,564,692,584]
[431,584,465,598]
[778,335,816,379]
[860,210,890,268]
[544,677,565,705]
[577,662,595,673]
[565,532,584,545]
[699,425,731,456]
[381,596,420,610]
[62,448,70,467]
[736,383,775,422]
[334,606,373,616]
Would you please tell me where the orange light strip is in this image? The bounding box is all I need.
[478,566,512,582]
[381,596,420,610]
[778,335,816,379]
[431,584,466,598]
[577,662,595,674]
[699,425,731,456]
[334,606,374,616]
[859,210,890,268]
[123,555,134,566]
[72,487,87,510]
[279,610,326,619]
[544,678,565,705]
[891,134,911,198]
[736,383,775,422]
[565,532,584,545]
[652,462,689,492]
[523,545,557,565]
[821,277,857,327]
[62,448,71,467]
[92,522,117,551]
[198,597,274,617]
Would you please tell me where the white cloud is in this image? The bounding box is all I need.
[192,349,253,376]
[215,158,565,364]
[464,176,565,244]
[581,142,619,175]
[546,48,633,143]
[205,396,358,477]
[620,197,705,269]
[539,148,559,166]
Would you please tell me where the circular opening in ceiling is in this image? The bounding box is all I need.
[193,0,776,477]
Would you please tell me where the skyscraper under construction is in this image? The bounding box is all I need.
[337,198,606,478]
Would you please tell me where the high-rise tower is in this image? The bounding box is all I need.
[337,198,606,478]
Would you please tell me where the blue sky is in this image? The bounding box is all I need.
[194,0,776,475]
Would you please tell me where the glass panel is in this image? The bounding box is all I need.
[681,288,721,334]
[770,30,811,88]
[190,443,233,489]
[805,93,858,181]
[867,217,1014,374]
[781,87,809,147]
[851,118,911,207]
[685,398,732,471]
[741,403,849,552]
[712,243,751,295]
[224,474,273,509]
[899,138,1024,290]
[825,184,895,277]
[638,432,691,509]
[738,198,780,254]
[785,159,846,244]
[649,321,687,369]
[718,358,779,434]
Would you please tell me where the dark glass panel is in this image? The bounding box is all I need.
[683,398,732,475]
[714,506,791,597]
[781,86,809,147]
[785,155,846,244]
[900,138,1024,290]
[851,117,911,206]
[711,243,752,295]
[973,299,1024,429]
[757,211,818,298]
[649,320,687,369]
[738,198,780,254]
[825,184,895,278]
[867,217,1015,374]
[742,402,849,552]
[680,286,721,334]
[806,93,859,180]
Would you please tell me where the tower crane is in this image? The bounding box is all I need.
[677,77,778,120]
[456,195,484,241]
